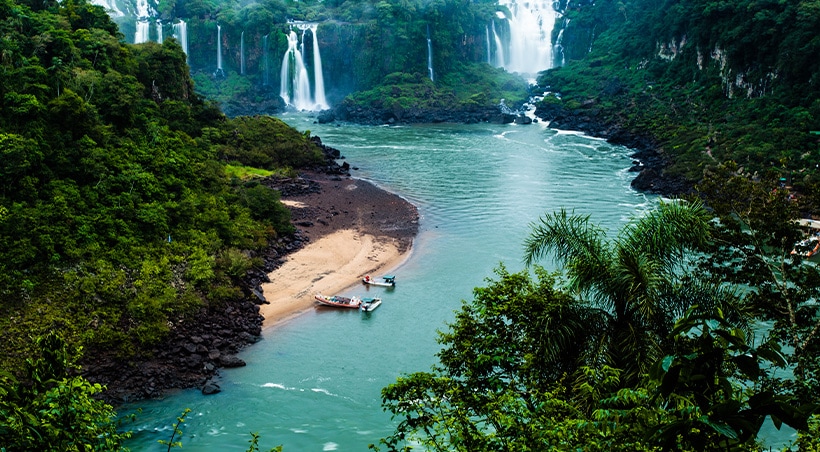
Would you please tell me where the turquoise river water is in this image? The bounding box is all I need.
[121,113,791,450]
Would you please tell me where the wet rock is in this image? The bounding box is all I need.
[202,381,221,395]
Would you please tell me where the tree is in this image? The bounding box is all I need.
[522,200,730,385]
[0,331,130,451]
[377,202,816,451]
[696,163,820,403]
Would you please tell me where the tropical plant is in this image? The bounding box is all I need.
[0,331,130,451]
[522,200,733,385]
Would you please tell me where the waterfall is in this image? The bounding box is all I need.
[485,25,491,64]
[280,24,328,111]
[89,0,123,18]
[173,20,188,62]
[263,34,269,85]
[240,31,245,75]
[554,26,566,67]
[134,0,150,43]
[156,20,162,43]
[280,29,312,110]
[491,20,505,67]
[497,0,556,75]
[215,24,224,76]
[310,24,328,109]
[426,24,434,81]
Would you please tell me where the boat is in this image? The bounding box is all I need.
[791,235,820,258]
[314,294,361,309]
[362,275,396,287]
[791,219,820,258]
[360,297,382,312]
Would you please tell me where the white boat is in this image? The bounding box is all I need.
[314,294,361,309]
[360,297,382,312]
[362,275,396,287]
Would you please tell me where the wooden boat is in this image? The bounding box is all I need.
[314,294,361,309]
[791,235,820,258]
[362,275,396,287]
[360,297,382,312]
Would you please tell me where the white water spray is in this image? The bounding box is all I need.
[280,30,312,110]
[310,24,328,109]
[215,24,224,76]
[497,0,556,75]
[156,20,162,43]
[134,0,151,43]
[280,24,328,111]
[173,20,188,62]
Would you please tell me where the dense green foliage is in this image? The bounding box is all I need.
[0,0,328,371]
[537,0,820,188]
[379,201,820,450]
[342,67,529,119]
[102,0,531,113]
[0,332,130,451]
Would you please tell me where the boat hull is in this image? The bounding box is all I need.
[314,294,361,308]
[360,298,382,312]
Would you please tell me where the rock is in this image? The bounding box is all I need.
[219,355,247,368]
[202,381,221,395]
[514,115,532,124]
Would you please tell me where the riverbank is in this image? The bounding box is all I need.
[259,171,419,327]
[83,167,418,404]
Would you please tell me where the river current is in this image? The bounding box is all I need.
[123,114,659,450]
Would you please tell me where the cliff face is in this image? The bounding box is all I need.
[536,0,820,197]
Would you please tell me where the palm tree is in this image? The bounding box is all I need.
[523,200,729,385]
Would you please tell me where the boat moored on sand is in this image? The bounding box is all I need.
[314,294,362,308]
[362,275,396,287]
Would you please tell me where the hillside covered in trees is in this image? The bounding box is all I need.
[0,0,337,386]
[535,0,820,199]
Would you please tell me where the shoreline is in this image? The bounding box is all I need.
[259,229,411,328]
[260,171,419,328]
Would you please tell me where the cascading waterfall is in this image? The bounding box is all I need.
[89,0,124,18]
[491,19,505,67]
[485,25,491,64]
[263,34,270,85]
[215,24,224,76]
[280,29,312,110]
[134,0,150,43]
[156,20,162,43]
[554,26,566,67]
[426,24,434,81]
[496,0,556,75]
[240,31,245,75]
[172,20,188,62]
[310,24,328,109]
[279,24,328,111]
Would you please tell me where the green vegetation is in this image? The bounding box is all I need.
[0,332,130,451]
[537,0,820,190]
[0,0,327,372]
[342,64,530,118]
[378,198,820,450]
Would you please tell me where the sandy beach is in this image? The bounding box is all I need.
[260,171,418,328]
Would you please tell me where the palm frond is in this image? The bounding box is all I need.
[524,209,610,295]
[621,199,712,271]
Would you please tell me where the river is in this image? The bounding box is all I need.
[123,114,761,450]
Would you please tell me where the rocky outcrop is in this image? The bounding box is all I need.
[535,99,693,197]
